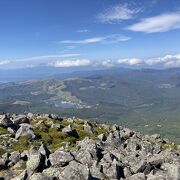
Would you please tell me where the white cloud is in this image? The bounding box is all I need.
[115,54,180,68]
[59,34,130,45]
[101,60,116,67]
[118,58,143,65]
[48,59,91,67]
[97,3,140,23]
[17,54,80,62]
[0,60,10,65]
[77,29,90,33]
[145,54,180,67]
[127,12,180,33]
[100,54,180,68]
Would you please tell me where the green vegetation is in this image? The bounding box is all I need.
[11,135,32,152]
[2,117,108,153]
[0,127,8,134]
[161,142,179,151]
[1,69,180,144]
[0,148,6,156]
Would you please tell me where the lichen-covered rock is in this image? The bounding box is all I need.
[26,153,44,172]
[162,163,180,180]
[60,160,91,180]
[8,151,21,167]
[49,149,74,166]
[126,173,146,180]
[29,173,51,180]
[11,170,28,180]
[15,123,35,140]
[42,167,63,179]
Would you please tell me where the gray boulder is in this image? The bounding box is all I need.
[77,137,102,160]
[62,124,78,137]
[75,149,94,166]
[38,143,51,157]
[90,161,105,179]
[0,114,13,127]
[15,123,35,139]
[8,151,21,166]
[83,122,95,134]
[60,160,91,180]
[162,163,180,180]
[12,114,29,125]
[101,159,124,179]
[97,133,107,141]
[0,158,7,170]
[29,173,51,180]
[26,153,45,172]
[49,150,74,166]
[11,170,28,180]
[126,173,146,180]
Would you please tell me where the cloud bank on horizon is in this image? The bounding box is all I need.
[0,0,180,69]
[2,53,180,69]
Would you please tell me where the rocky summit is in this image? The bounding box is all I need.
[0,113,179,180]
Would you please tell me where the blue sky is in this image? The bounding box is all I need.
[0,0,180,69]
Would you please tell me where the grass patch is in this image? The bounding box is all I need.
[0,127,8,134]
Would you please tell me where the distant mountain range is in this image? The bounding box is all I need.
[1,67,180,143]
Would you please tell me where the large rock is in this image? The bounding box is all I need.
[62,124,78,137]
[42,167,63,179]
[12,114,29,125]
[75,149,94,166]
[162,163,180,180]
[0,158,7,170]
[38,143,51,157]
[60,160,91,180]
[83,122,95,134]
[126,173,146,180]
[147,154,164,167]
[8,151,21,167]
[105,131,122,147]
[11,170,28,180]
[77,137,102,160]
[15,123,35,139]
[49,150,74,167]
[0,114,13,127]
[101,159,124,179]
[90,161,105,179]
[29,173,51,180]
[26,153,45,172]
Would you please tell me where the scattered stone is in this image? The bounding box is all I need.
[62,124,78,137]
[29,173,50,180]
[0,114,13,127]
[0,113,179,180]
[0,158,7,170]
[11,170,28,180]
[12,114,29,125]
[15,123,35,139]
[126,173,146,180]
[26,153,45,172]
[83,122,95,134]
[60,160,91,180]
[49,149,74,166]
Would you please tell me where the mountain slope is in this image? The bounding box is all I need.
[0,113,179,179]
